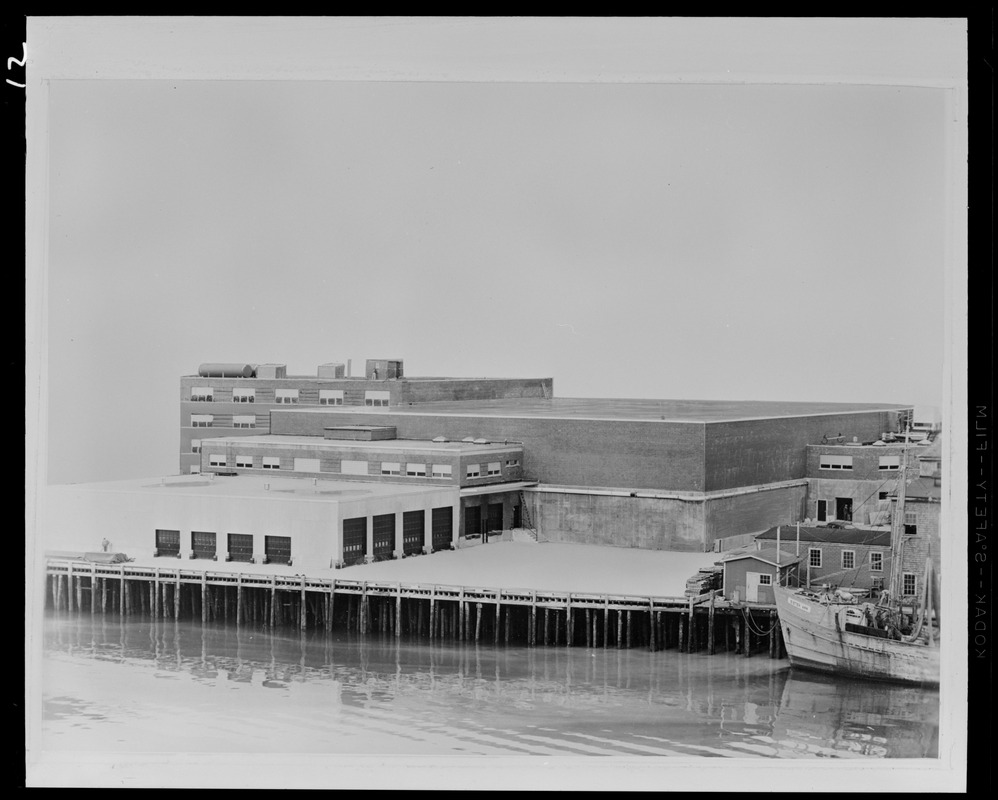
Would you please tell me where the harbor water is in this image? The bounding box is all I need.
[37,612,939,759]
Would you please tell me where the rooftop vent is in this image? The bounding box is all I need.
[473,438,489,445]
[432,436,448,443]
[461,436,476,443]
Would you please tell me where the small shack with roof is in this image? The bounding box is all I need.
[719,547,802,604]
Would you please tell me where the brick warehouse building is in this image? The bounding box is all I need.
[233,391,909,552]
[43,358,915,570]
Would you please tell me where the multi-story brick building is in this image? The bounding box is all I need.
[180,359,553,476]
[890,436,943,599]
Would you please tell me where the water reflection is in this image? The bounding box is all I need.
[41,613,938,758]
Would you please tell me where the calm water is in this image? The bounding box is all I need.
[39,613,938,758]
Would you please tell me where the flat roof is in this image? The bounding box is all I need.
[277,397,910,423]
[200,434,521,454]
[48,474,453,503]
[756,526,892,546]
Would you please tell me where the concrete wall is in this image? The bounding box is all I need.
[702,411,901,492]
[703,484,808,546]
[273,410,707,492]
[530,491,706,551]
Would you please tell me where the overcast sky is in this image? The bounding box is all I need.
[39,28,954,486]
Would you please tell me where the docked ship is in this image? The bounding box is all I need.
[773,436,940,687]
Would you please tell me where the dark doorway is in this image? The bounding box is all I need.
[155,529,180,558]
[373,513,396,561]
[227,533,254,563]
[191,530,216,560]
[264,535,291,565]
[836,497,853,522]
[464,505,482,539]
[343,517,367,566]
[816,500,827,522]
[402,510,425,555]
[431,507,453,551]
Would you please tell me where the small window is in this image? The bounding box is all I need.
[758,574,772,586]
[872,576,884,590]
[466,464,481,479]
[904,512,917,535]
[209,454,226,467]
[406,463,427,477]
[191,439,201,453]
[432,464,452,479]
[878,491,889,501]
[262,457,281,470]
[381,462,401,476]
[842,550,855,570]
[819,455,853,470]
[275,389,299,404]
[190,387,214,402]
[809,548,822,568]
[487,462,501,476]
[233,415,256,429]
[878,455,901,471]
[319,389,344,406]
[235,456,253,468]
[870,552,883,572]
[342,459,368,476]
[506,458,520,467]
[364,390,390,407]
[191,414,213,428]
[902,573,916,596]
[233,388,255,403]
[293,457,321,473]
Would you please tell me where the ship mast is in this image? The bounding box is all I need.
[887,427,911,603]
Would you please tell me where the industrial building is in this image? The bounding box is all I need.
[44,357,920,573]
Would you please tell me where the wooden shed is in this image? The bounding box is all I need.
[720,547,802,604]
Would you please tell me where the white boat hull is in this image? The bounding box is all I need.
[773,586,939,687]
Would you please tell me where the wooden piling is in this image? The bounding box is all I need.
[648,600,655,651]
[475,602,482,642]
[175,573,181,619]
[708,594,716,655]
[429,587,436,641]
[530,592,537,647]
[494,594,501,646]
[566,595,573,648]
[361,584,369,634]
[678,613,685,652]
[626,611,633,648]
[504,606,510,645]
[67,564,75,613]
[395,584,403,638]
[744,615,751,658]
[299,576,307,632]
[603,600,609,648]
[769,610,776,658]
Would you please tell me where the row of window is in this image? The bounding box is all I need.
[188,388,385,405]
[806,548,883,571]
[198,455,506,479]
[818,455,902,471]
[154,529,291,564]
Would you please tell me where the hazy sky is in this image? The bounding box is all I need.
[43,62,951,485]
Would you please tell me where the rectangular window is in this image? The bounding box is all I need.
[365,390,390,407]
[808,548,822,568]
[878,455,901,471]
[506,459,520,467]
[342,459,368,476]
[191,530,216,559]
[155,529,181,557]
[758,574,772,586]
[406,463,427,477]
[232,415,256,428]
[902,573,916,596]
[870,552,883,572]
[235,456,253,468]
[466,464,481,479]
[293,457,321,473]
[431,464,452,479]
[903,512,917,535]
[262,457,281,470]
[190,414,213,428]
[842,550,855,570]
[878,491,889,500]
[819,454,853,470]
[208,454,226,467]
[275,389,299,404]
[487,462,501,476]
[190,387,214,402]
[319,389,344,406]
[381,462,401,476]
[191,439,201,453]
[232,388,256,403]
